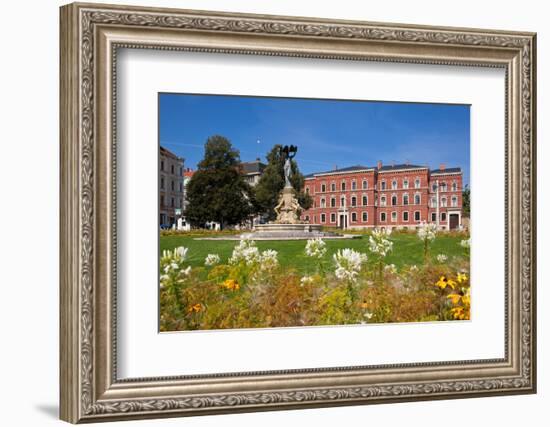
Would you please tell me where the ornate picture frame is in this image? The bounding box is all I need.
[60,2,536,423]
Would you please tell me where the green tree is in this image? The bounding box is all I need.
[185,135,255,229]
[254,144,312,221]
[462,184,470,217]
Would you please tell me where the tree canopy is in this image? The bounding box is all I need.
[254,144,312,221]
[462,184,470,217]
[185,135,256,228]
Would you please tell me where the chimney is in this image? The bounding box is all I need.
[439,163,446,171]
[377,160,382,170]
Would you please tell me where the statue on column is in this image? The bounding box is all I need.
[274,145,302,224]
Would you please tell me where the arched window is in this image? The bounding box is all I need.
[362,212,368,222]
[341,196,346,207]
[391,195,397,206]
[351,196,357,207]
[391,211,397,222]
[452,182,458,191]
[351,180,357,190]
[321,213,326,223]
[321,183,326,192]
[414,178,420,188]
[380,180,386,190]
[320,198,326,208]
[392,180,398,190]
[331,182,336,192]
[305,187,309,194]
[341,181,346,191]
[330,197,336,208]
[351,212,357,222]
[380,212,387,222]
[452,196,458,207]
[441,197,447,207]
[403,194,409,205]
[330,213,336,223]
[380,195,387,207]
[431,197,437,208]
[414,194,421,205]
[362,180,368,189]
[362,195,368,206]
[403,179,409,189]
[440,182,447,192]
[403,211,409,221]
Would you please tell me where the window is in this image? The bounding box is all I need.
[330,197,336,208]
[171,197,175,207]
[341,197,346,207]
[305,187,309,194]
[403,194,409,205]
[440,182,447,192]
[452,182,458,191]
[441,197,448,207]
[391,195,397,206]
[414,211,421,221]
[414,178,420,188]
[362,195,368,206]
[380,180,386,190]
[321,183,326,192]
[321,213,326,223]
[171,180,175,191]
[431,212,437,222]
[330,213,336,223]
[331,182,336,191]
[452,196,458,207]
[351,196,357,207]
[362,212,368,222]
[171,164,175,174]
[414,194,421,205]
[160,195,165,207]
[432,183,437,192]
[351,212,357,222]
[431,197,437,208]
[403,179,409,189]
[320,198,326,208]
[160,160,164,171]
[180,167,183,176]
[441,212,447,221]
[392,180,397,190]
[380,212,387,222]
[305,215,310,222]
[179,182,183,192]
[380,196,387,207]
[352,180,357,190]
[403,211,409,221]
[362,180,368,189]
[160,177,165,189]
[391,211,397,222]
[341,181,346,191]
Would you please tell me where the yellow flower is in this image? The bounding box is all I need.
[222,279,240,291]
[188,303,202,313]
[457,273,468,284]
[447,293,461,305]
[435,276,456,290]
[360,300,369,309]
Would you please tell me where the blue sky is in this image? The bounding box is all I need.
[159,93,470,186]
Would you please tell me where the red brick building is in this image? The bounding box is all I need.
[300,162,463,230]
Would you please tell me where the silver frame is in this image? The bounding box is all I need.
[60,2,536,423]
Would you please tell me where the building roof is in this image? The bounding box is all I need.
[304,165,374,178]
[378,163,427,172]
[159,145,182,160]
[183,169,194,178]
[430,167,462,174]
[240,160,266,175]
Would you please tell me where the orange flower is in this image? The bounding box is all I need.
[188,303,202,313]
[222,279,240,291]
[435,276,456,290]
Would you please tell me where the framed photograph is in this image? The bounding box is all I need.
[60,2,537,423]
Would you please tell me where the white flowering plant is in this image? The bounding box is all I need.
[417,221,438,261]
[204,253,221,267]
[305,238,327,259]
[333,248,367,283]
[229,238,260,266]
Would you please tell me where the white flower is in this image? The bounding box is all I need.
[300,276,315,287]
[460,238,471,248]
[181,266,192,276]
[259,249,279,271]
[174,246,188,260]
[363,311,374,320]
[436,254,448,263]
[305,238,327,259]
[417,221,437,242]
[204,253,221,267]
[384,264,397,274]
[229,238,260,266]
[333,248,367,282]
[410,265,419,272]
[368,228,393,257]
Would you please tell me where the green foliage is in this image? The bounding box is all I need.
[254,144,312,221]
[185,135,256,228]
[462,184,470,217]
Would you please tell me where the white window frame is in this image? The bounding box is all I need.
[391,211,397,222]
[330,213,336,223]
[351,212,357,222]
[362,211,368,222]
[362,194,368,206]
[403,179,409,189]
[403,193,409,205]
[351,180,357,190]
[380,180,386,190]
[380,195,387,207]
[320,213,326,223]
[414,178,420,189]
[392,180,397,190]
[362,180,368,190]
[403,211,409,222]
[380,212,387,222]
[414,193,421,205]
[414,211,421,221]
[451,196,458,207]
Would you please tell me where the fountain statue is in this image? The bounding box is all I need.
[273,145,302,224]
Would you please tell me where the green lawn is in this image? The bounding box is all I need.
[160,232,467,273]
